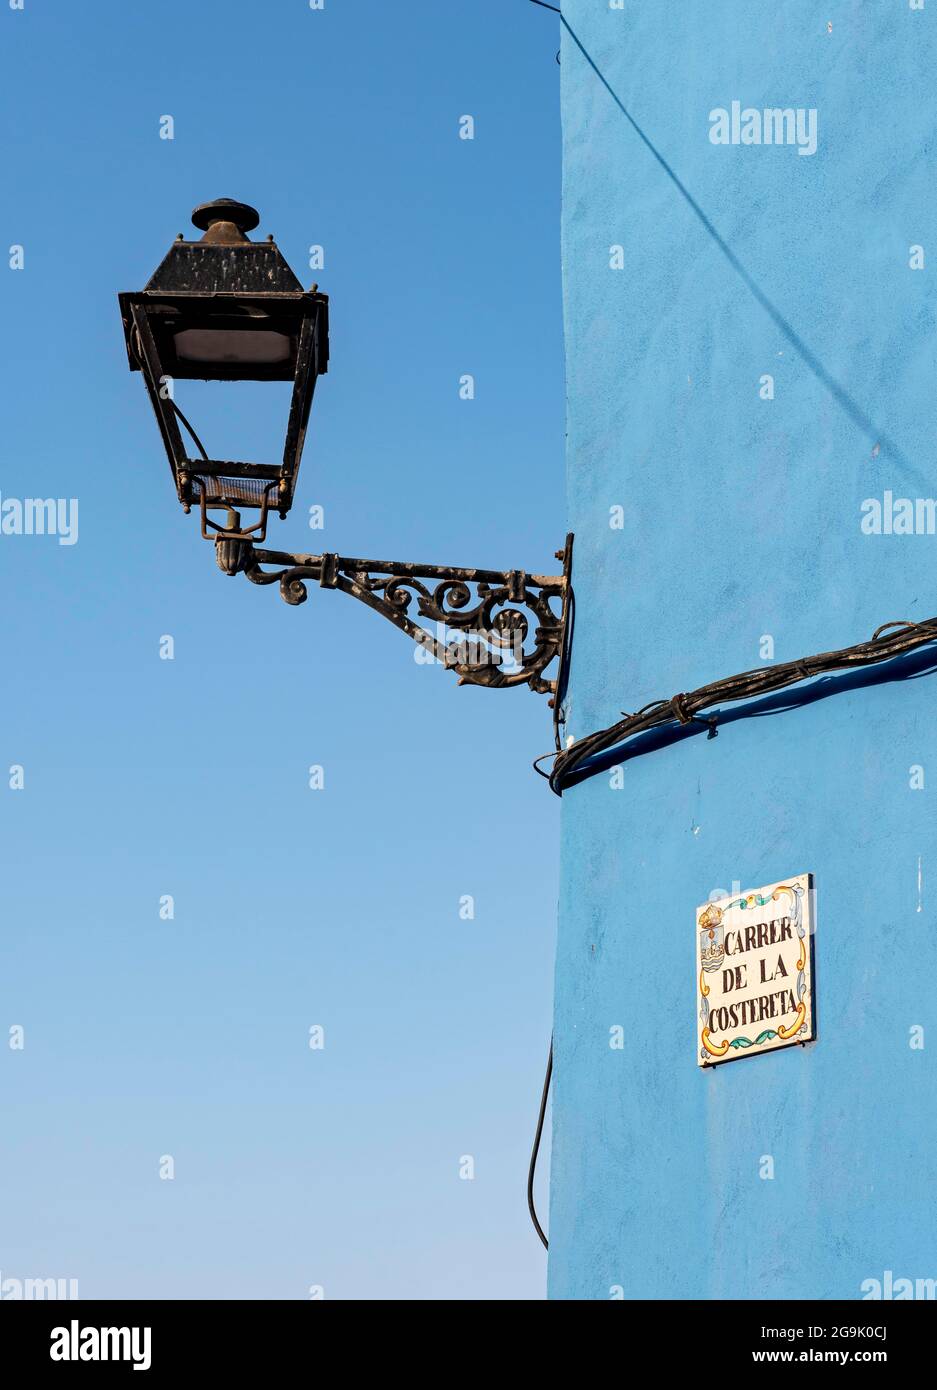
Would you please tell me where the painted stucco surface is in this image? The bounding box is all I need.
[550,3,937,1300]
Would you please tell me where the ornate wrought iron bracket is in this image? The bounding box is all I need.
[215,531,574,718]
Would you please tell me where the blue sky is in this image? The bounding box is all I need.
[0,0,564,1299]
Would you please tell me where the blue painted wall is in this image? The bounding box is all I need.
[550,3,937,1300]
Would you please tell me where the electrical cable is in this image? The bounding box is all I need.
[536,615,937,795]
[527,1037,553,1250]
[168,399,210,462]
[129,330,211,463]
[551,585,575,752]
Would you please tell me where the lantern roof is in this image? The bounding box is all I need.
[143,198,305,295]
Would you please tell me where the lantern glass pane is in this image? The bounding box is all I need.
[172,327,292,367]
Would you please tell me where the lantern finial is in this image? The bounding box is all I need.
[191,198,261,242]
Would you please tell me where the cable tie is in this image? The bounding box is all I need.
[670,692,693,724]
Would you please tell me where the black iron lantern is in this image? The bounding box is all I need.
[120,194,573,716]
[118,198,328,541]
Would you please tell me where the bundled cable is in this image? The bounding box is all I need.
[538,616,937,796]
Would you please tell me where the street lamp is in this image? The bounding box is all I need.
[118,197,328,542]
[119,199,573,724]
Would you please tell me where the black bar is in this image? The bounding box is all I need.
[1,1298,932,1375]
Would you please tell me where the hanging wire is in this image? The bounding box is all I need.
[168,399,210,462]
[527,1038,553,1250]
[551,586,575,752]
[128,329,211,462]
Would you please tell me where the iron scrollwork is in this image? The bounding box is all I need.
[215,534,573,706]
